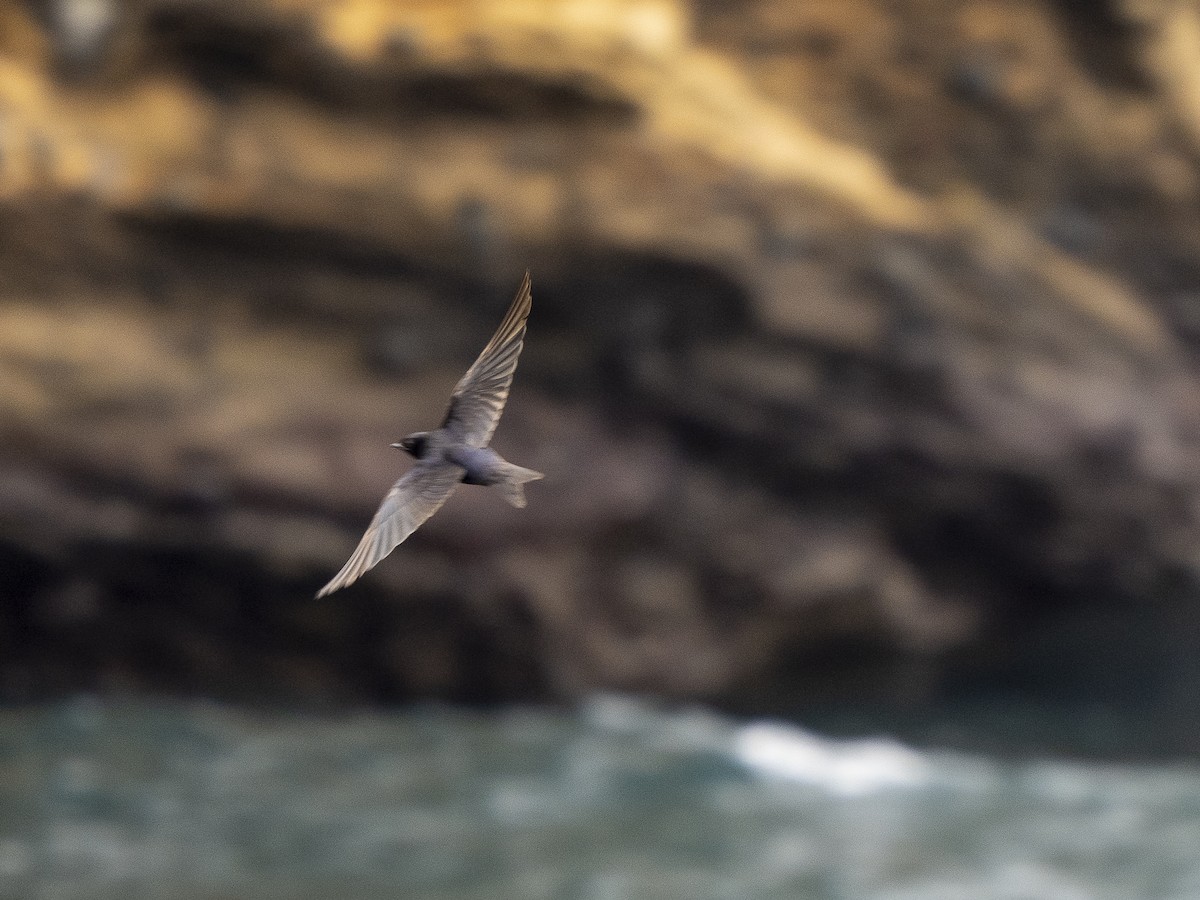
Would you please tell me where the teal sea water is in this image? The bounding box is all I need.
[2,696,1198,899]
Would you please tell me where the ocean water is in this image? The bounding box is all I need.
[1,696,1198,899]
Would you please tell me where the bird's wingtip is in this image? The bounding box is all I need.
[314,577,343,599]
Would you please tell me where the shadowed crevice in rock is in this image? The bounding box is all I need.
[120,212,425,286]
[1046,0,1155,92]
[143,7,643,125]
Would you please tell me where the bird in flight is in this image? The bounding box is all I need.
[317,271,543,598]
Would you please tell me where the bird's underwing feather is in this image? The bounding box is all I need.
[315,462,465,597]
[442,270,532,447]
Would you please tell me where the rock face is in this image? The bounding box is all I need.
[3,0,1200,739]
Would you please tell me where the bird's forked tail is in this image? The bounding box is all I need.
[500,464,544,509]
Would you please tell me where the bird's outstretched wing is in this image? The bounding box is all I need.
[441,271,532,447]
[316,462,465,597]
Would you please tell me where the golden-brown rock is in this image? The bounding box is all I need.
[2,1,1200,732]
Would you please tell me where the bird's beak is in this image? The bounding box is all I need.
[390,442,404,449]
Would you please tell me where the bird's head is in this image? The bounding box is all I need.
[391,431,430,458]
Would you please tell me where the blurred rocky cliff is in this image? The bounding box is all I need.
[3,0,1200,744]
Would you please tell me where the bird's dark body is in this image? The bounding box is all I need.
[449,446,512,486]
[399,434,511,486]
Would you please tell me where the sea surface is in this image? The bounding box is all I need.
[1,696,1198,899]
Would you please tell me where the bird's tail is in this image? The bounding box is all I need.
[500,464,544,509]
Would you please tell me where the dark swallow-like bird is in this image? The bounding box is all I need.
[316,271,543,598]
